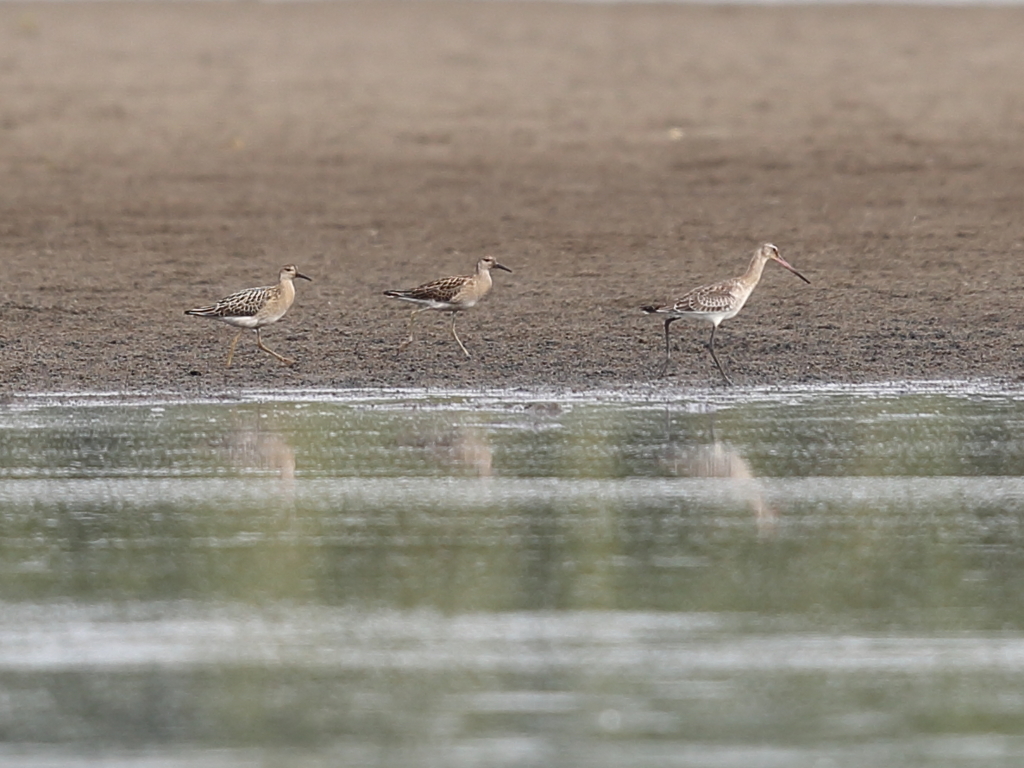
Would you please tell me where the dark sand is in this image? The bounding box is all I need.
[3,1,1024,395]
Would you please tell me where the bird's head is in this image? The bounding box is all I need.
[761,244,809,284]
[281,265,313,282]
[479,256,512,274]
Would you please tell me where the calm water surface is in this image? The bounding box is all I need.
[2,382,1024,767]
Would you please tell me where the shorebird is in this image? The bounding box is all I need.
[185,264,312,367]
[641,243,810,384]
[384,256,512,357]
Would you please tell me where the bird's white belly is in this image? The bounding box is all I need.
[219,315,264,329]
[425,298,473,310]
[682,307,742,324]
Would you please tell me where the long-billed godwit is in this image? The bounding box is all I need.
[641,243,809,384]
[185,264,312,367]
[384,256,512,357]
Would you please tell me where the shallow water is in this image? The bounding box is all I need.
[2,382,1024,766]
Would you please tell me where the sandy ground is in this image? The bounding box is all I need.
[2,1,1024,395]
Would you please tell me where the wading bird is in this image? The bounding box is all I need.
[185,264,312,367]
[384,256,512,357]
[642,243,809,384]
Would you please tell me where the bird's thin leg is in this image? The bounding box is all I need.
[256,328,295,366]
[658,318,677,377]
[225,330,243,368]
[706,324,733,386]
[450,312,470,358]
[398,309,426,353]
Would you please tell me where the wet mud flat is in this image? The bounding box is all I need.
[2,2,1024,395]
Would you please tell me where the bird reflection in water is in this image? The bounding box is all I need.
[397,424,493,477]
[222,422,297,487]
[664,438,777,537]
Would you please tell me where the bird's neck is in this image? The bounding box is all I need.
[279,277,296,306]
[475,267,492,289]
[740,253,768,289]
